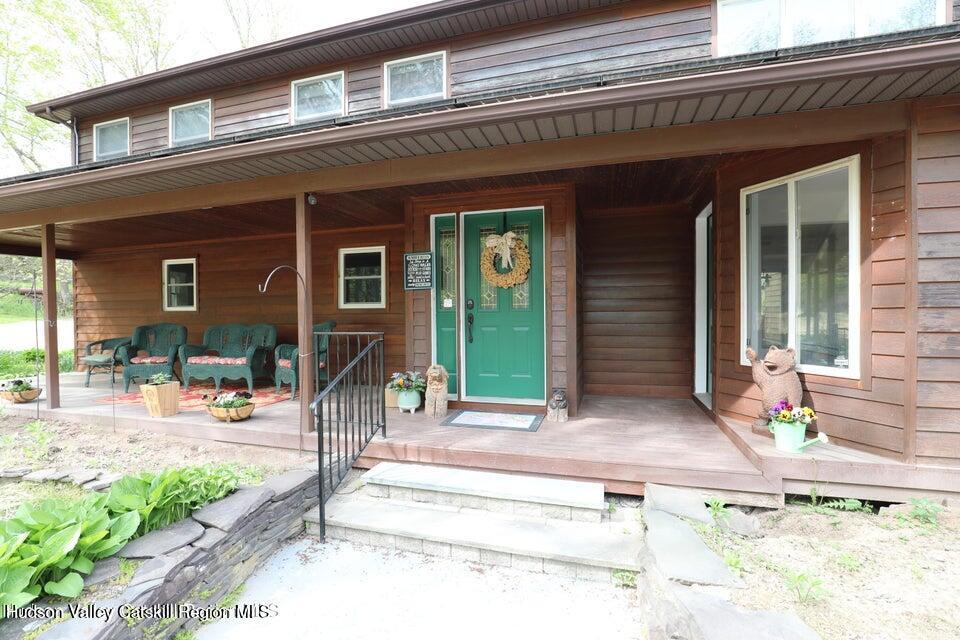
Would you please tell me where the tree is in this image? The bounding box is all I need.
[222,0,283,50]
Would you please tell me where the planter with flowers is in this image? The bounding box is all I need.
[388,371,426,414]
[0,379,41,403]
[767,400,829,453]
[207,391,256,423]
[140,373,180,418]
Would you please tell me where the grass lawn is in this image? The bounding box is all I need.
[0,348,75,380]
[0,294,37,324]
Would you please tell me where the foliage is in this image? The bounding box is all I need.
[386,371,426,393]
[822,498,873,514]
[767,400,817,426]
[612,570,637,589]
[784,571,826,604]
[107,465,243,536]
[217,584,245,609]
[707,497,730,523]
[0,349,75,380]
[905,498,943,527]
[22,420,52,461]
[0,492,140,613]
[208,391,252,409]
[1,379,34,392]
[723,550,743,574]
[835,552,862,572]
[147,372,172,386]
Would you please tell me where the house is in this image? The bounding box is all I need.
[2,0,959,505]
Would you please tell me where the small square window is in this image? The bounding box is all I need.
[338,247,386,309]
[163,258,197,311]
[291,72,345,123]
[169,100,212,147]
[384,51,446,107]
[93,118,129,161]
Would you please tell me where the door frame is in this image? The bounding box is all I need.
[430,212,458,400]
[694,202,713,408]
[456,206,548,405]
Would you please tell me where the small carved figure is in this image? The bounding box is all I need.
[745,345,804,425]
[546,388,569,422]
[424,364,449,419]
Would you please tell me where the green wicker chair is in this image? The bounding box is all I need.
[119,324,187,392]
[180,324,277,394]
[274,321,336,400]
[81,337,131,388]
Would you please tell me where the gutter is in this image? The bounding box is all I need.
[1,36,957,199]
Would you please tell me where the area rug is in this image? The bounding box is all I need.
[440,410,543,432]
[95,381,290,412]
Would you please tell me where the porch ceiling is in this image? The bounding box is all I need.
[0,155,741,254]
[1,35,959,224]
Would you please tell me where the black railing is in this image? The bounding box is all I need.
[310,332,386,539]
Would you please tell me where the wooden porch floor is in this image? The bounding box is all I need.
[8,373,959,504]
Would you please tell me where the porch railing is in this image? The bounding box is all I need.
[309,331,386,539]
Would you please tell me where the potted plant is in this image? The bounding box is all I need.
[387,371,426,414]
[140,373,180,418]
[0,379,42,403]
[767,400,829,453]
[207,391,256,423]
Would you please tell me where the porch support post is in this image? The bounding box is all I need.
[40,224,60,409]
[295,194,315,434]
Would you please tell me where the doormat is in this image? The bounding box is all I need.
[440,410,543,432]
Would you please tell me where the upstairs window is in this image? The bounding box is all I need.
[740,156,861,378]
[93,118,129,161]
[169,99,212,147]
[717,0,947,57]
[384,51,446,107]
[291,71,345,123]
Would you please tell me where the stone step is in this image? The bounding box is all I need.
[670,585,821,640]
[360,462,605,522]
[303,495,644,583]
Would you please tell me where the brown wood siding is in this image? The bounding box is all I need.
[76,1,713,163]
[715,141,912,459]
[913,98,960,467]
[581,205,694,398]
[450,1,711,95]
[73,226,406,378]
[406,184,579,415]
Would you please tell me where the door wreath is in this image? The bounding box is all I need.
[481,231,531,288]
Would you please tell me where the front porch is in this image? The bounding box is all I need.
[7,373,956,506]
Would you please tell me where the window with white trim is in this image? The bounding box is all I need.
[338,246,386,309]
[162,259,197,311]
[384,51,446,107]
[717,0,947,57]
[93,118,129,161]
[740,156,861,378]
[291,72,345,123]
[169,100,212,147]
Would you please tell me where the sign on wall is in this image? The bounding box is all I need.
[403,251,433,290]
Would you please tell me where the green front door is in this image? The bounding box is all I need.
[462,209,545,401]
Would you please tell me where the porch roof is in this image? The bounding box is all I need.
[1,28,960,237]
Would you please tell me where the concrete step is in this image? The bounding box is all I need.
[360,462,606,522]
[304,495,644,583]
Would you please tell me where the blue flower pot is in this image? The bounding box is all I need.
[397,389,421,414]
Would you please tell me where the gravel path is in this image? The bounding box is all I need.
[197,537,644,640]
[0,318,74,350]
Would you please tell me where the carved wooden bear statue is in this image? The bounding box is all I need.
[745,345,803,425]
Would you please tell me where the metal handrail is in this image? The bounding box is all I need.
[309,331,386,539]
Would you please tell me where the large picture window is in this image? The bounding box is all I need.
[162,258,197,312]
[291,72,345,123]
[338,246,386,309]
[740,156,860,378]
[718,0,947,57]
[384,51,446,107]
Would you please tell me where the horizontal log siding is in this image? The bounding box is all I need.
[580,205,694,398]
[73,227,406,378]
[716,141,910,458]
[449,2,711,95]
[76,1,713,163]
[913,99,960,467]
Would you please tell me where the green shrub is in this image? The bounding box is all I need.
[0,349,74,380]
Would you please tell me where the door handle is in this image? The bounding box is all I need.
[467,313,474,343]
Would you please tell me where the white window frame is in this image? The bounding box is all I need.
[717,0,948,56]
[694,202,713,401]
[739,154,861,379]
[290,71,346,124]
[162,258,198,312]
[383,50,447,108]
[168,99,213,147]
[92,117,130,161]
[338,246,387,310]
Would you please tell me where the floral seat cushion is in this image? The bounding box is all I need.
[186,355,248,366]
[130,356,169,364]
[276,358,324,370]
